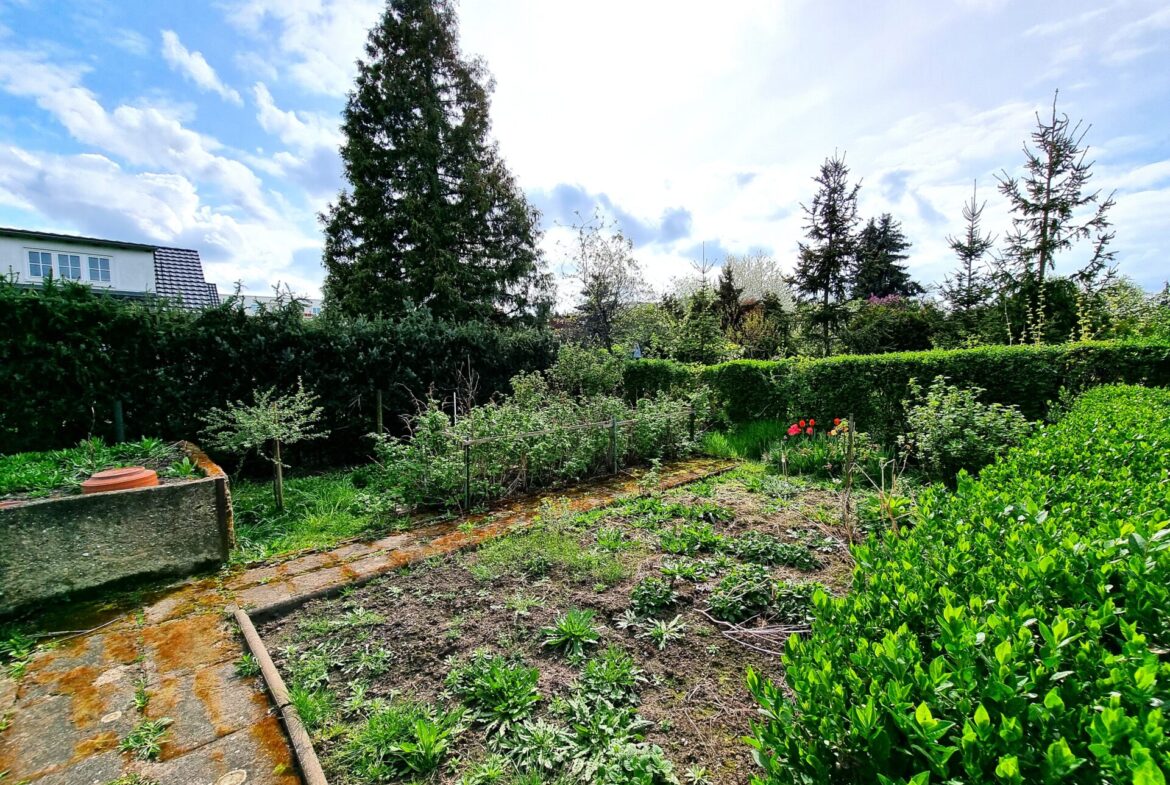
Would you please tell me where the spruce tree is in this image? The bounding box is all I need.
[321,0,551,321]
[941,182,995,317]
[996,90,1116,341]
[715,264,744,331]
[850,214,922,299]
[794,153,860,356]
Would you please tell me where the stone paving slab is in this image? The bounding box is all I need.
[0,457,734,784]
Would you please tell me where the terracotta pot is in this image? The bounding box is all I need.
[81,466,159,494]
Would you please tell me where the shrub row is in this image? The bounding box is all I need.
[0,280,556,463]
[747,385,1170,784]
[626,342,1170,440]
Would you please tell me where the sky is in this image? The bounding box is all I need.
[0,0,1168,306]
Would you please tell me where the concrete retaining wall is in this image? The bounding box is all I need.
[0,444,233,617]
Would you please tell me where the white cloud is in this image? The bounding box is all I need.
[0,47,270,219]
[160,30,243,105]
[252,83,342,152]
[221,0,383,95]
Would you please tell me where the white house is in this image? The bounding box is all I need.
[239,294,324,318]
[1,226,219,309]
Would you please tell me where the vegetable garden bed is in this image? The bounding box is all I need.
[256,466,858,784]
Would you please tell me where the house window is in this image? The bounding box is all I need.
[57,254,81,280]
[27,250,52,278]
[88,256,111,282]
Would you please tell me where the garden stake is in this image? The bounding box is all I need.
[113,399,125,443]
[841,412,856,545]
[375,388,384,435]
[689,405,696,441]
[463,438,471,509]
[610,415,618,474]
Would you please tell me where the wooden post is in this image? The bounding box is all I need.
[842,413,856,544]
[463,439,471,510]
[375,389,384,436]
[273,437,285,512]
[610,415,618,474]
[113,400,125,443]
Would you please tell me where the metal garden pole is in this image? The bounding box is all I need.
[610,416,618,474]
[463,439,471,510]
[113,400,126,443]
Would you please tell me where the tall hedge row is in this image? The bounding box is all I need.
[625,342,1170,440]
[0,281,556,463]
[747,384,1170,784]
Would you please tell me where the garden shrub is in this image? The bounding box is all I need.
[898,376,1033,482]
[746,385,1170,785]
[372,361,705,508]
[0,279,555,463]
[692,341,1170,442]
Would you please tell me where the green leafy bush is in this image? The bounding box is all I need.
[340,701,466,779]
[708,564,776,623]
[541,608,602,658]
[629,577,677,616]
[659,522,723,556]
[746,385,1170,785]
[445,651,540,736]
[723,531,819,570]
[687,341,1170,442]
[0,278,556,462]
[898,375,1033,482]
[577,646,645,707]
[372,367,702,508]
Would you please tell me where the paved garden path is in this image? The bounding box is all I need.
[0,458,732,785]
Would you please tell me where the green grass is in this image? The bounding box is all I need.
[0,437,175,496]
[230,472,409,563]
[701,419,789,460]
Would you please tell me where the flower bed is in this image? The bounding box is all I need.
[0,442,233,617]
[255,468,856,784]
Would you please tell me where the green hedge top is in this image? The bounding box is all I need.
[625,341,1170,438]
[747,384,1170,784]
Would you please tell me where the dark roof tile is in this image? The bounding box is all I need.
[153,247,216,309]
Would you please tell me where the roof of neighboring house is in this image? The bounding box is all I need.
[0,226,159,252]
[153,247,218,309]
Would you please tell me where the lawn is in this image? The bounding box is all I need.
[256,466,865,784]
[230,472,414,564]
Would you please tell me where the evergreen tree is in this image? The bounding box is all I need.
[850,214,922,299]
[941,182,996,320]
[996,90,1116,341]
[321,0,551,321]
[794,153,861,356]
[715,264,744,331]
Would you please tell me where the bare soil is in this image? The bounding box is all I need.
[258,469,857,784]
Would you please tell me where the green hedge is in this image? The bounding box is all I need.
[625,342,1170,439]
[747,385,1170,784]
[0,280,556,464]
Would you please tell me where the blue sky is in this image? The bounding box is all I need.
[0,0,1167,303]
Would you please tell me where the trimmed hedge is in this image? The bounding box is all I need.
[625,342,1170,439]
[0,280,556,463]
[747,385,1170,784]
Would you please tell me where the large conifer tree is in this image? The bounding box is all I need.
[321,0,551,321]
[794,153,860,356]
[850,214,922,299]
[996,90,1116,341]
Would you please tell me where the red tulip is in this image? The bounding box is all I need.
[799,419,807,427]
[805,426,814,435]
[809,419,816,426]
[833,417,841,426]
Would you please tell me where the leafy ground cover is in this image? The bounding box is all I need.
[0,437,191,499]
[257,466,860,784]
[747,384,1170,784]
